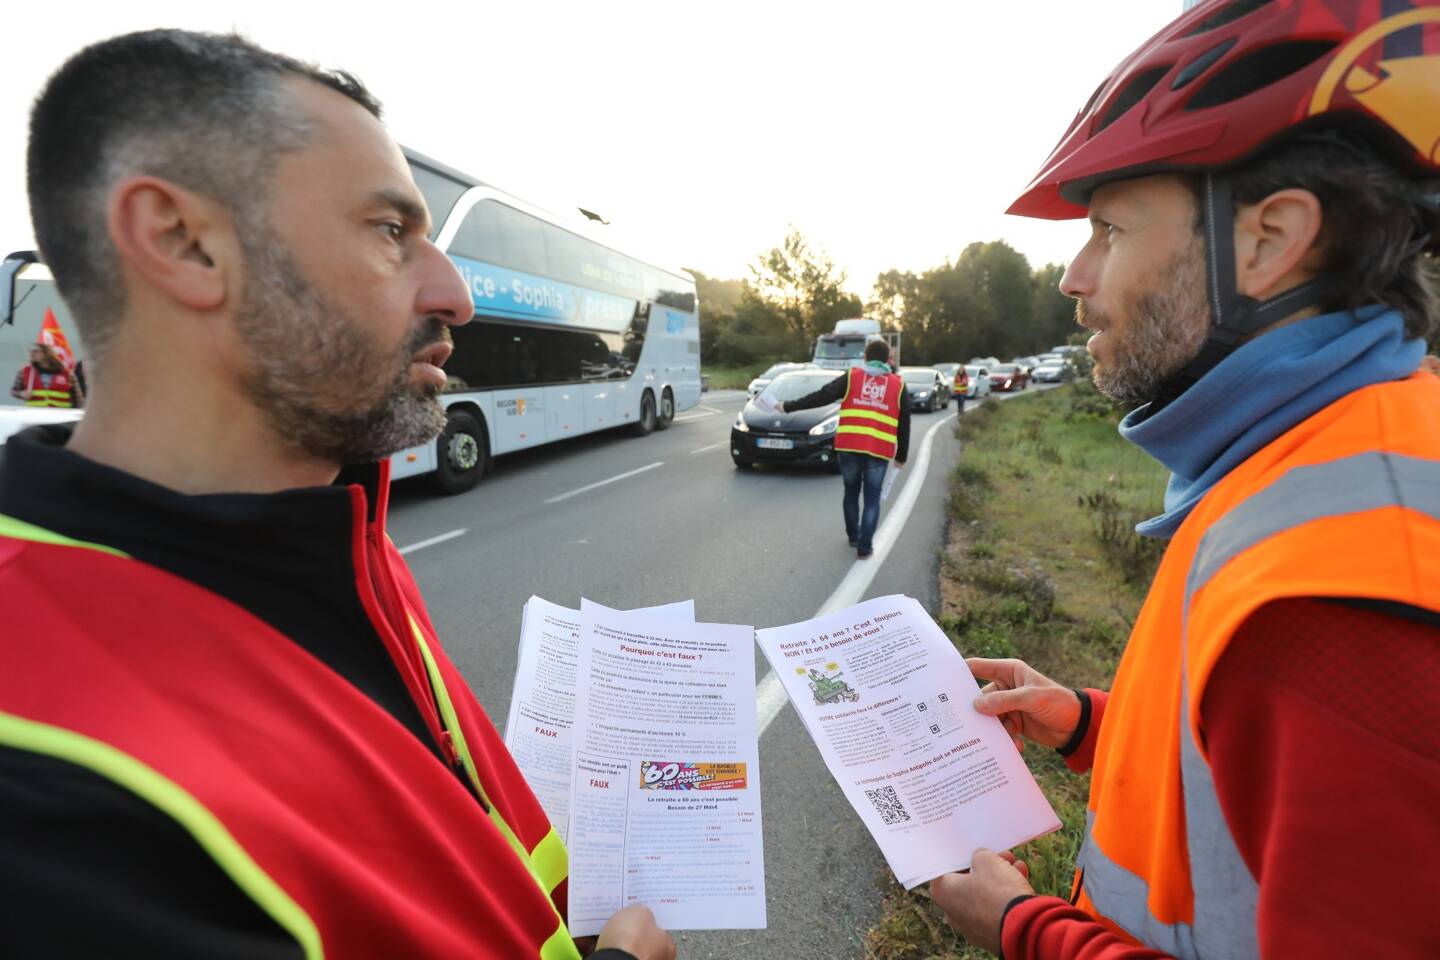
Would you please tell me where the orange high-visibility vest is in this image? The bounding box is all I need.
[1075,372,1440,958]
[834,367,902,460]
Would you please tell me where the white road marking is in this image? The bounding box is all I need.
[397,528,467,555]
[543,462,665,504]
[690,440,730,455]
[673,405,723,423]
[755,410,959,735]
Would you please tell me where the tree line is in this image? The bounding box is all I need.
[690,228,1079,369]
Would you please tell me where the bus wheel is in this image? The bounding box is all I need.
[655,389,675,430]
[631,391,657,437]
[435,410,487,495]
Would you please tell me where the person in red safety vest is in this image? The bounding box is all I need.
[927,1,1440,958]
[780,338,910,557]
[0,29,673,960]
[10,342,83,408]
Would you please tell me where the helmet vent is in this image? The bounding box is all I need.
[1181,0,1275,38]
[1096,65,1171,133]
[1185,40,1337,110]
[1172,37,1238,90]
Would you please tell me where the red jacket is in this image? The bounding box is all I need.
[0,460,579,960]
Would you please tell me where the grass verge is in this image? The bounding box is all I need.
[863,386,1169,959]
[702,362,775,391]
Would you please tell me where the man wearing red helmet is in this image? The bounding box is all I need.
[930,1,1440,957]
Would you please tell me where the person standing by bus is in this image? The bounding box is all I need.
[780,339,910,557]
[10,342,83,408]
[0,29,670,960]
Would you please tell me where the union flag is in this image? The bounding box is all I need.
[38,308,75,370]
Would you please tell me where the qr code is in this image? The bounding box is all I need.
[864,785,911,825]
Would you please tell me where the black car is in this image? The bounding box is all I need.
[731,370,845,469]
[900,366,947,412]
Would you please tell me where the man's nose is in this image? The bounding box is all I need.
[1058,244,1096,301]
[418,241,475,327]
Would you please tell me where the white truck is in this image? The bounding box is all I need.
[811,317,901,371]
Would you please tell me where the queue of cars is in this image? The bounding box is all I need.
[731,348,1079,468]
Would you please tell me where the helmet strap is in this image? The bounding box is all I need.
[1148,172,1337,409]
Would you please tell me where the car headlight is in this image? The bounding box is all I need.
[733,413,750,433]
[809,415,838,436]
[917,390,930,399]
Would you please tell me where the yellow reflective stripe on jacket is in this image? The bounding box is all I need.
[530,828,569,894]
[541,923,583,960]
[839,408,899,428]
[0,711,324,960]
[836,424,897,443]
[407,616,581,960]
[0,512,129,558]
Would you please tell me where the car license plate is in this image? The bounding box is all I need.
[756,438,794,450]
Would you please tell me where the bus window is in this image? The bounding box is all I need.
[408,162,468,240]
[451,200,547,277]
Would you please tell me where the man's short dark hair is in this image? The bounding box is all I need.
[27,30,382,360]
[865,338,890,363]
[1203,136,1440,343]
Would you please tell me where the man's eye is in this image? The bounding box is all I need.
[379,221,404,241]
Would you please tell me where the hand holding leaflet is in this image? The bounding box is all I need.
[755,595,1059,888]
[752,393,780,414]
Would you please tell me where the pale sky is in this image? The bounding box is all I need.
[1,1,1180,297]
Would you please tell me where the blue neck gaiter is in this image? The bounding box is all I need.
[1119,306,1424,540]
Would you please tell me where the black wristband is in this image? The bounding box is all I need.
[590,951,638,960]
[1055,689,1091,758]
[997,893,1038,960]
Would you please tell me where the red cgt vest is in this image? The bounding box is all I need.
[0,466,580,960]
[834,366,902,460]
[20,366,76,407]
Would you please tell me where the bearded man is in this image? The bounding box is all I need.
[928,1,1440,957]
[0,30,672,960]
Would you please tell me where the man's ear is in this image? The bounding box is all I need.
[1233,188,1324,300]
[107,176,235,312]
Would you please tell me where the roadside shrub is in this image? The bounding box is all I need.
[947,463,994,523]
[1078,490,1166,586]
[965,561,1056,624]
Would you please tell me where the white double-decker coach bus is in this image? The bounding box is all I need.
[0,149,703,492]
[399,148,701,492]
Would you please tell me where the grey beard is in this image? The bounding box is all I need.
[233,228,449,467]
[1089,247,1209,408]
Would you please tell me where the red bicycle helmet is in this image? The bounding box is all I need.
[1009,0,1440,220]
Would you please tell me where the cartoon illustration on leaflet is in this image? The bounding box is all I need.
[803,664,859,706]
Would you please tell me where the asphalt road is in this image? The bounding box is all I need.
[386,383,1049,959]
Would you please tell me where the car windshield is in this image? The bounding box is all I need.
[992,364,1017,374]
[934,364,958,375]
[1035,362,1063,370]
[759,363,796,380]
[760,372,839,402]
[815,337,866,360]
[965,365,984,376]
[901,370,936,384]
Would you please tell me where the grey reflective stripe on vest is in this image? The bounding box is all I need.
[1187,452,1440,597]
[1076,813,1200,958]
[1083,452,1440,958]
